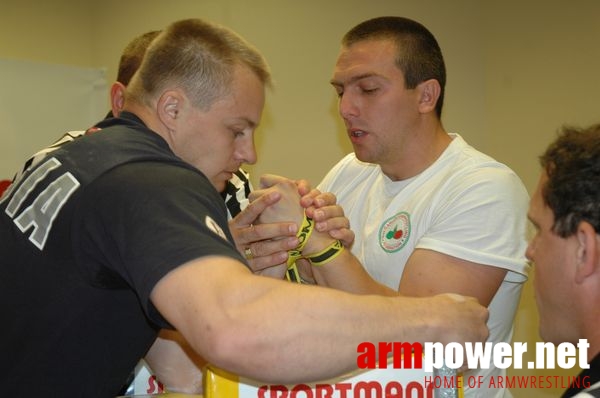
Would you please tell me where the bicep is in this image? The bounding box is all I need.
[398,249,507,307]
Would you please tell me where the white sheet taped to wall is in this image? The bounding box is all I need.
[0,58,107,179]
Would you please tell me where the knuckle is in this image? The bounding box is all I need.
[252,242,264,257]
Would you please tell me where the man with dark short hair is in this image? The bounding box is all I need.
[279,16,529,398]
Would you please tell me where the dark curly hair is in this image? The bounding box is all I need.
[540,124,600,237]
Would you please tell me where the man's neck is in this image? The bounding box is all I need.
[381,126,452,181]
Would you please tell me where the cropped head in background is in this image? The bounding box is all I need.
[526,123,600,397]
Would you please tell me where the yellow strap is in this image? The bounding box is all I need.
[305,239,344,266]
[286,212,314,268]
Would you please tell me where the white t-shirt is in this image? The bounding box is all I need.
[319,134,530,398]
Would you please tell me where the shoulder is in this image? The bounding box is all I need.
[332,152,365,170]
[76,161,231,252]
[443,135,528,201]
[90,161,217,203]
[319,153,379,191]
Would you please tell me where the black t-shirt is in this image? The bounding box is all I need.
[563,352,600,397]
[0,112,245,396]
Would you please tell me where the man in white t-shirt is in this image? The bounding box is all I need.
[303,16,529,398]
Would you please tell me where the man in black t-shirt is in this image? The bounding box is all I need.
[3,28,352,394]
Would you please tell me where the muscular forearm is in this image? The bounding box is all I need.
[151,257,488,384]
[297,224,395,295]
[301,244,396,296]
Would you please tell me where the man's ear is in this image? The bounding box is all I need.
[416,79,441,114]
[575,221,600,284]
[110,82,127,117]
[157,90,183,132]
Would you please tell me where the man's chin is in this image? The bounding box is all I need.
[215,182,227,193]
[213,171,235,193]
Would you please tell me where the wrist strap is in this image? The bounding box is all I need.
[296,212,314,251]
[286,263,302,283]
[286,212,314,267]
[305,239,344,266]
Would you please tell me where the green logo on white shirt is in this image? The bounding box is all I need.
[379,212,411,253]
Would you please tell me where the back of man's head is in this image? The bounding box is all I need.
[126,18,271,111]
[116,30,161,86]
[540,123,600,237]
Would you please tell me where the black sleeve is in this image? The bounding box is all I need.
[72,161,246,327]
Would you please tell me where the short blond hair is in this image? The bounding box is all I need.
[116,30,161,85]
[128,18,271,110]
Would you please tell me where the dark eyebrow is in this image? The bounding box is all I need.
[330,73,380,88]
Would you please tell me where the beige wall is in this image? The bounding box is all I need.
[2,1,599,396]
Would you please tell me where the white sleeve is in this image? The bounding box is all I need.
[416,165,530,282]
